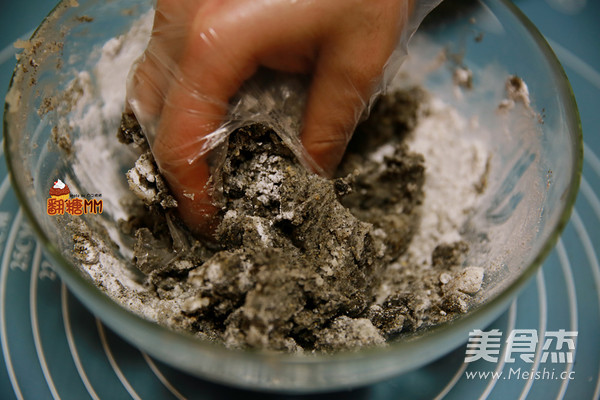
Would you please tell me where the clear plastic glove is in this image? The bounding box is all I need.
[126,0,441,233]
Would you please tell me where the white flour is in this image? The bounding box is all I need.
[404,97,489,267]
[70,11,153,222]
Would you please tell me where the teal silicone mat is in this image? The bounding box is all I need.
[1,0,599,399]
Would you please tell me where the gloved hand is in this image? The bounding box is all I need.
[126,0,441,233]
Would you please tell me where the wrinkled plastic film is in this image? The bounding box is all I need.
[201,71,319,174]
[126,0,443,177]
[382,0,445,89]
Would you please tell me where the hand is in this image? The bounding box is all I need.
[127,0,417,233]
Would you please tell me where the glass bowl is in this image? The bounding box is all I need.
[3,0,582,392]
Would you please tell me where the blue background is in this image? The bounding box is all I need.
[0,0,599,399]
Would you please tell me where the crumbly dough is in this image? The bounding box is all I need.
[108,88,485,352]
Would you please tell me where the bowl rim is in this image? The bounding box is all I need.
[2,0,584,390]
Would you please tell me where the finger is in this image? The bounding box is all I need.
[301,0,406,177]
[300,45,381,177]
[152,2,323,231]
[126,0,198,136]
[151,19,260,232]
